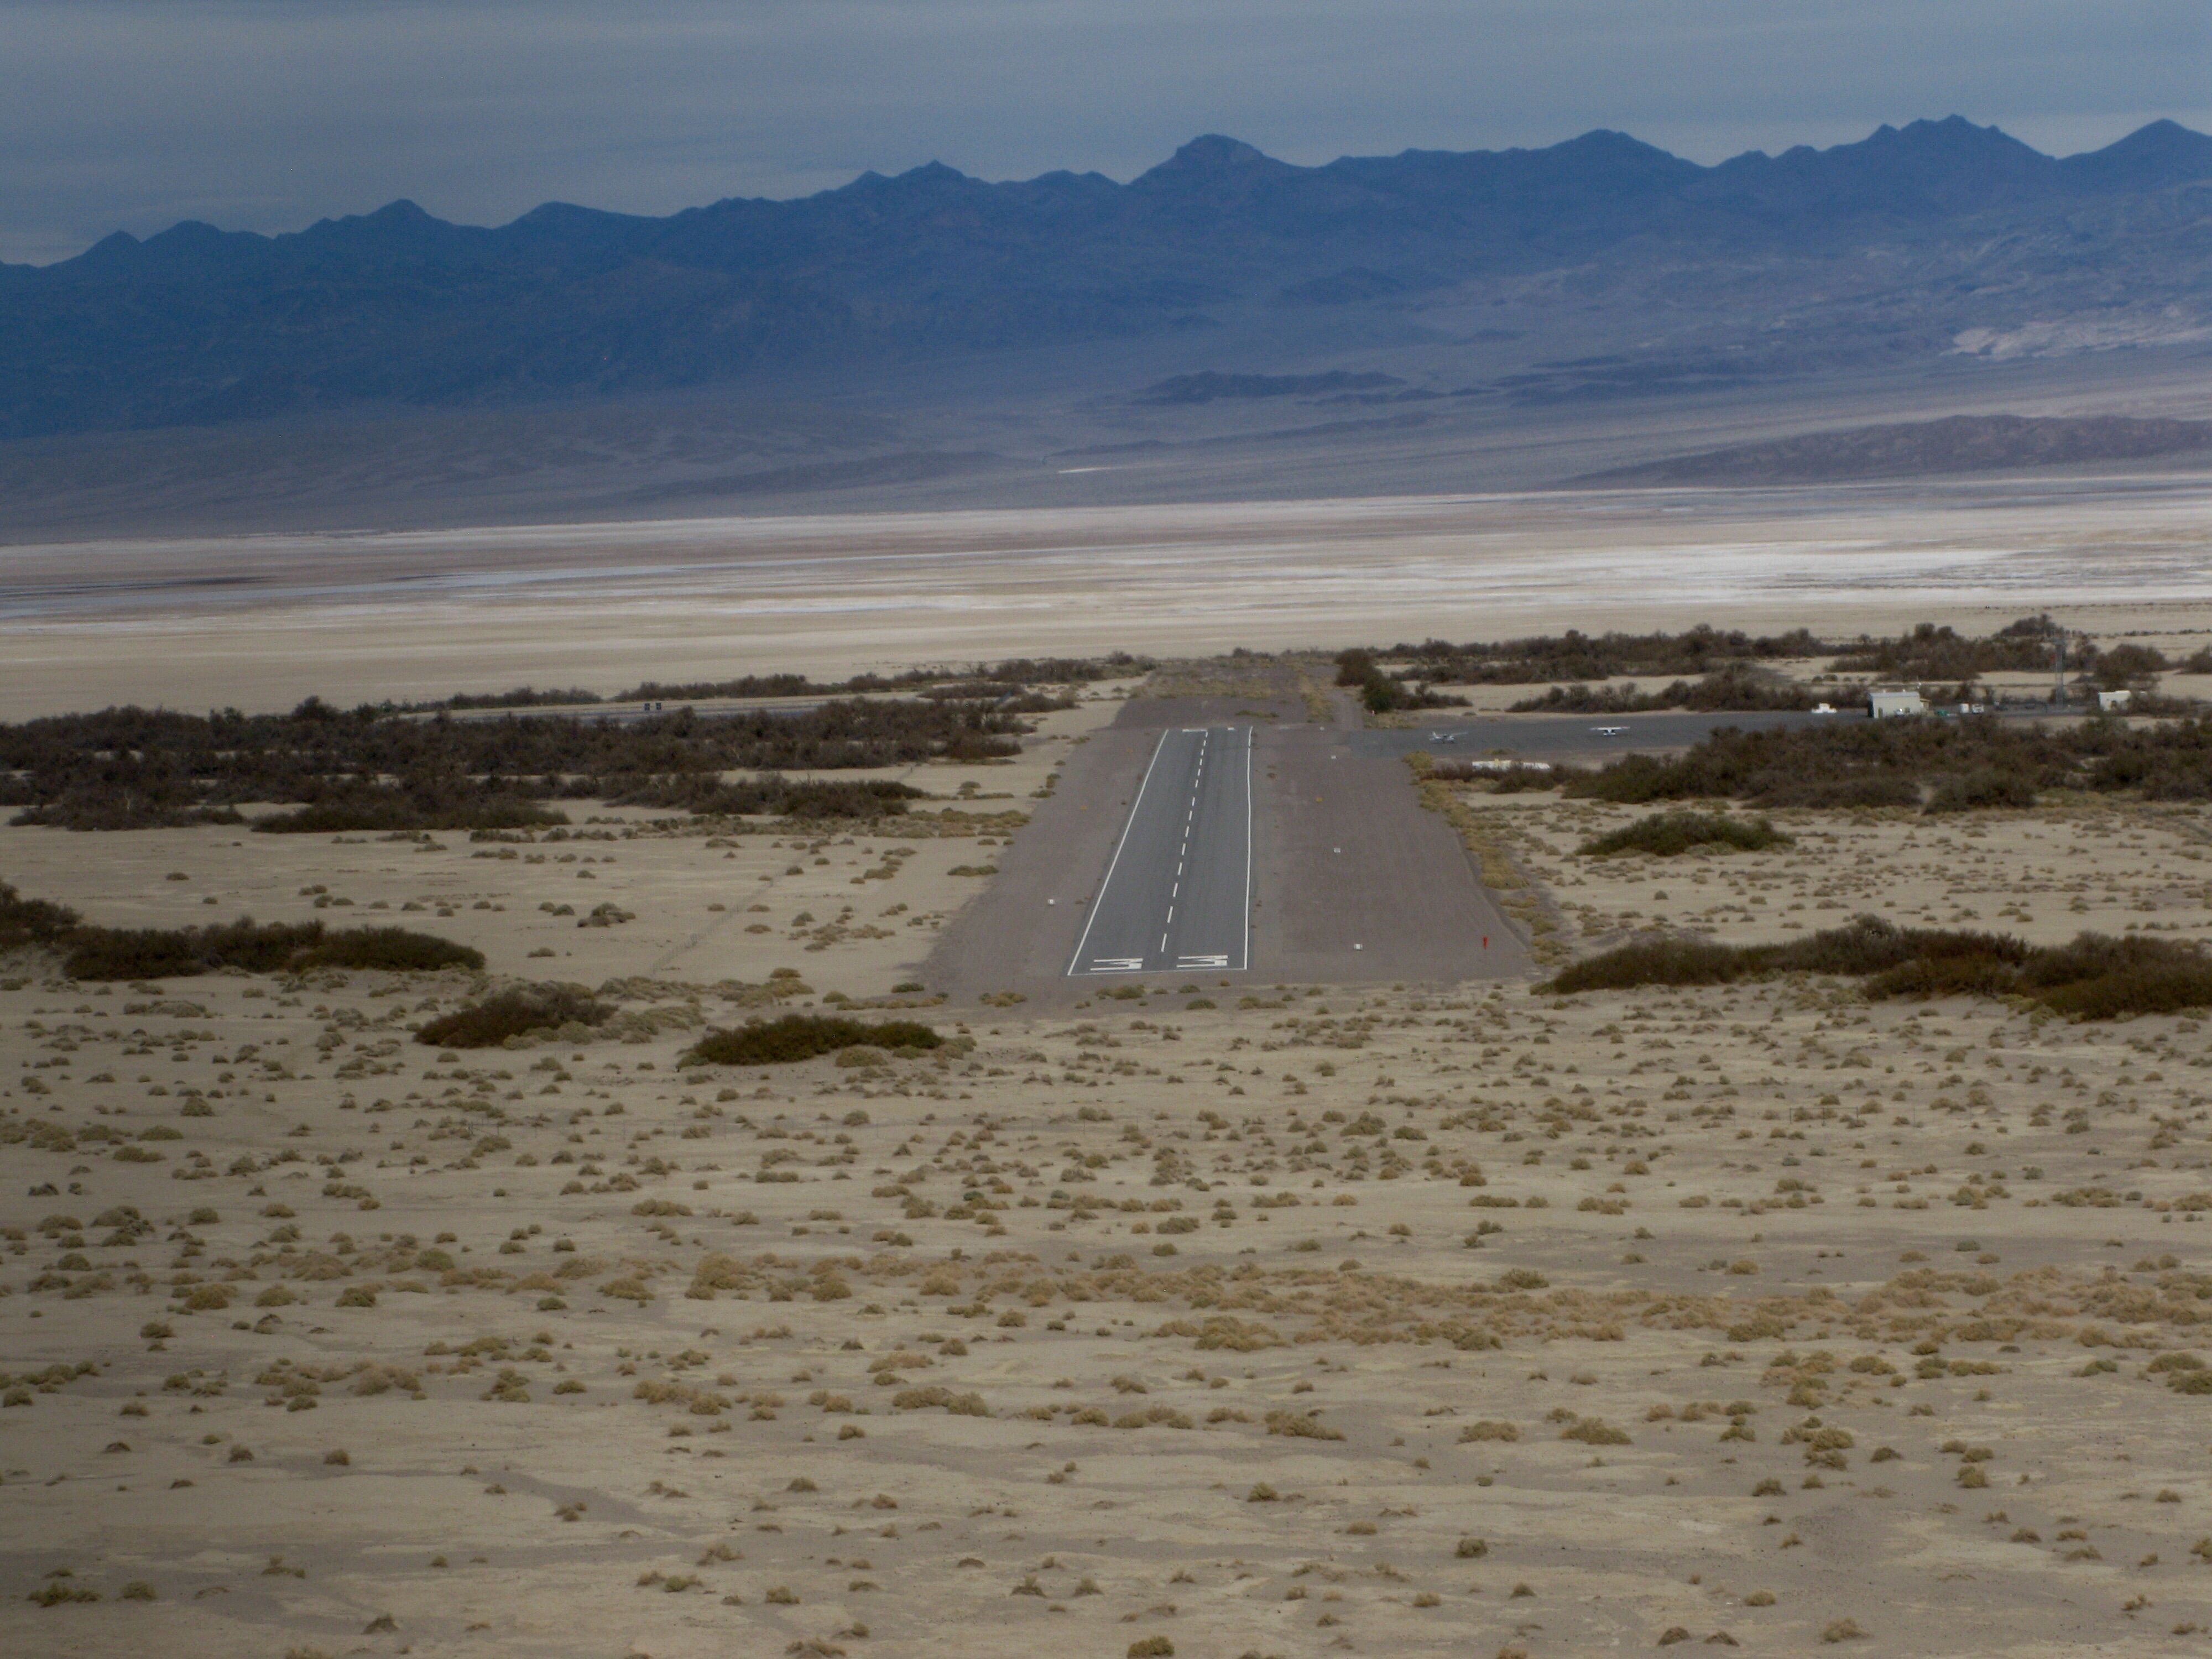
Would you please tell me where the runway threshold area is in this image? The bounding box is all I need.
[1066,725,1251,976]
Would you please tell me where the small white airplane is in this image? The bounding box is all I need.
[1428,731,1462,744]
[1591,725,1628,737]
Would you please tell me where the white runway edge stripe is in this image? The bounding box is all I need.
[1066,724,1253,977]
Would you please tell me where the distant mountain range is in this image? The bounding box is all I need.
[3,116,2209,440]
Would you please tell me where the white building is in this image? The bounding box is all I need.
[1869,690,1927,719]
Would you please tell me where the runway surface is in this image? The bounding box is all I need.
[925,695,1531,1003]
[1065,725,1252,976]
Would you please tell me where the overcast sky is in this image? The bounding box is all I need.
[2,0,2204,264]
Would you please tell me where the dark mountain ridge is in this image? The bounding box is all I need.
[3,116,2209,440]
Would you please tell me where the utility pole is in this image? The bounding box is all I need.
[2053,627,2067,707]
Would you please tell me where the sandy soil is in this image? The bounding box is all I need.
[6,475,2212,717]
[9,713,2212,1656]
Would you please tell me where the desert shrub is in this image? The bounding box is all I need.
[1493,763,1578,792]
[1758,914,1903,975]
[11,795,245,831]
[1546,915,2006,995]
[1427,759,1575,791]
[1403,624,1827,685]
[0,693,1042,831]
[254,790,565,834]
[1334,649,1465,713]
[889,1384,987,1415]
[1863,950,2025,1000]
[622,655,1145,702]
[1558,1416,1631,1445]
[610,775,925,820]
[1565,717,2059,809]
[64,918,321,979]
[1859,923,2031,999]
[1510,665,1823,714]
[1546,935,1762,993]
[62,918,479,980]
[1925,768,2037,812]
[1828,618,2058,680]
[1551,914,2211,1019]
[0,881,80,952]
[1579,812,1791,857]
[2016,933,2212,1019]
[1566,712,2212,812]
[686,1015,943,1067]
[439,687,603,709]
[415,985,609,1047]
[290,927,484,973]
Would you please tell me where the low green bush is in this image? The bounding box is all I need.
[0,881,80,952]
[1579,811,1791,857]
[1926,768,2037,812]
[686,1014,943,1066]
[1863,949,2025,1000]
[64,918,322,979]
[612,775,925,820]
[415,985,608,1047]
[2015,933,2212,1019]
[293,927,483,973]
[62,917,481,980]
[1550,914,2212,1019]
[1545,935,1760,992]
[254,791,565,834]
[1766,915,2017,978]
[12,797,245,831]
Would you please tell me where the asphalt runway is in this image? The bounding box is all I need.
[926,693,1531,1003]
[1065,724,1252,976]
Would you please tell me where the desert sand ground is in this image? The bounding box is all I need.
[10,663,2212,1658]
[5,475,2212,717]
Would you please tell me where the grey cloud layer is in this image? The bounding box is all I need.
[2,0,2204,263]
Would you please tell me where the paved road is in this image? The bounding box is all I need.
[1066,724,1253,976]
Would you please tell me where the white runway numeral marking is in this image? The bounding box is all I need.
[1088,958,1144,973]
[1176,954,1228,969]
